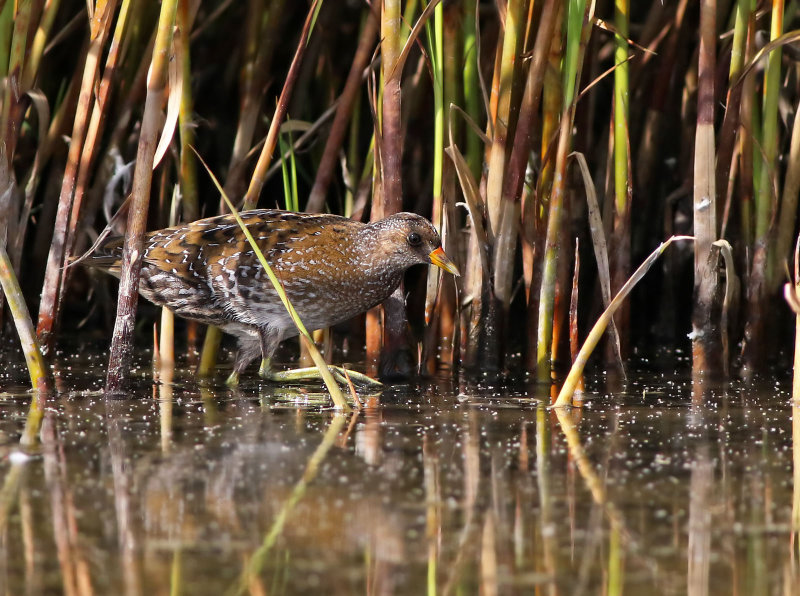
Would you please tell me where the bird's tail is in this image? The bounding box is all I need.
[69,233,124,276]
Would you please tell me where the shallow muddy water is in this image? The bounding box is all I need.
[1,351,798,595]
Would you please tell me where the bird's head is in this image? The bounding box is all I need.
[369,212,460,276]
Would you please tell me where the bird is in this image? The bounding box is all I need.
[87,209,460,383]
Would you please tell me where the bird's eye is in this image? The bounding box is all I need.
[407,232,422,247]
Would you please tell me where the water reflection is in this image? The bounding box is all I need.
[0,371,798,594]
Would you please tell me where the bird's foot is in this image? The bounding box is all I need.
[260,364,382,388]
[225,370,240,387]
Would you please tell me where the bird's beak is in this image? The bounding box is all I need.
[429,247,460,276]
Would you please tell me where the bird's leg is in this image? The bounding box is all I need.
[257,327,280,380]
[246,327,382,387]
[258,357,272,378]
[226,336,262,386]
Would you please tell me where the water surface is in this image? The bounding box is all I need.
[1,353,797,594]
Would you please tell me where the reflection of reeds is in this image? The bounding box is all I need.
[105,0,179,394]
[234,414,347,595]
[43,412,98,596]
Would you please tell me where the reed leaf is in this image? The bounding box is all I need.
[554,236,694,408]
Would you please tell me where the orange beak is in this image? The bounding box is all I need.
[429,247,460,276]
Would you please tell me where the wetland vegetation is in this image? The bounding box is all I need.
[2,0,800,593]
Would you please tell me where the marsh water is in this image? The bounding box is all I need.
[1,348,799,595]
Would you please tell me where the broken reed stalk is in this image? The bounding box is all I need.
[37,0,117,354]
[194,150,350,411]
[105,0,178,395]
[691,0,720,377]
[0,244,49,393]
[568,239,583,392]
[554,236,694,408]
[199,0,321,377]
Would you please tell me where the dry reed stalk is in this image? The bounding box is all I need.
[502,0,557,211]
[378,0,403,215]
[691,0,721,378]
[37,1,117,354]
[106,0,178,394]
[569,239,583,392]
[59,0,133,319]
[365,0,411,375]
